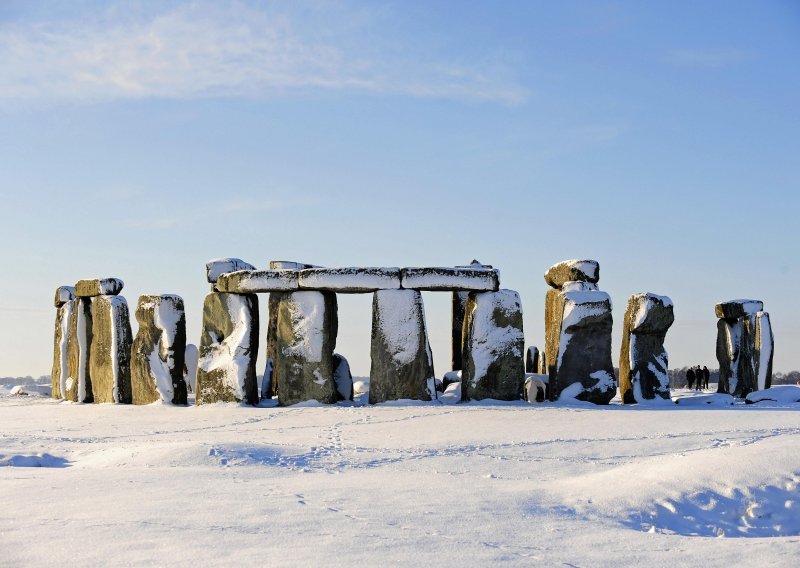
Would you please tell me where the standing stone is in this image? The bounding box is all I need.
[715,299,765,397]
[544,259,600,289]
[131,295,187,405]
[545,286,615,403]
[451,291,469,371]
[333,353,354,401]
[755,312,774,391]
[276,291,338,406]
[461,290,525,401]
[89,295,133,403]
[716,318,740,394]
[266,292,286,397]
[196,292,259,405]
[369,289,434,404]
[618,293,674,404]
[525,346,540,374]
[52,286,75,399]
[65,297,93,402]
[538,350,547,375]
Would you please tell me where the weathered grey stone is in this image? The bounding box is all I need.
[276,291,338,406]
[206,258,255,284]
[369,289,434,404]
[460,290,525,401]
[51,299,75,399]
[54,286,75,307]
[525,346,540,374]
[755,312,774,391]
[131,295,187,405]
[400,267,499,292]
[74,278,124,297]
[734,313,759,397]
[715,299,764,321]
[216,269,299,293]
[545,287,615,403]
[89,295,132,403]
[451,291,469,371]
[333,353,354,401]
[716,318,740,394]
[65,297,93,402]
[196,292,259,405]
[299,267,401,293]
[265,292,285,398]
[619,293,674,404]
[544,259,600,289]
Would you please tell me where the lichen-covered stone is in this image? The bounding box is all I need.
[369,289,434,404]
[265,292,285,398]
[755,312,774,391]
[715,299,764,321]
[451,291,469,371]
[131,295,187,405]
[276,291,338,406]
[333,353,354,401]
[716,318,740,394]
[544,259,600,289]
[525,346,540,374]
[54,286,75,307]
[65,297,93,402]
[216,270,299,293]
[618,293,674,404]
[196,292,259,405]
[74,278,124,297]
[400,267,499,292]
[206,258,255,284]
[51,299,74,399]
[89,295,133,403]
[461,290,525,401]
[545,288,615,403]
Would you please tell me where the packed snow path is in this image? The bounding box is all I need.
[1,389,799,566]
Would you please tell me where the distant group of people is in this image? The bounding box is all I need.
[686,366,710,390]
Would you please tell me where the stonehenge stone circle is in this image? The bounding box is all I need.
[196,292,260,405]
[89,295,133,403]
[544,259,615,404]
[131,294,187,405]
[51,286,75,399]
[461,290,525,401]
[370,289,434,404]
[65,297,93,402]
[618,293,674,404]
[275,291,338,406]
[716,299,772,397]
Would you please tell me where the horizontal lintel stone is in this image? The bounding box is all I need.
[216,270,299,293]
[74,278,124,297]
[400,267,499,291]
[299,267,401,293]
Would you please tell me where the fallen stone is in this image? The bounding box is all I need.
[400,267,499,291]
[74,278,124,297]
[184,344,198,393]
[131,295,187,405]
[544,259,600,289]
[451,291,469,370]
[206,258,255,284]
[216,269,299,293]
[299,267,401,293]
[715,299,764,321]
[369,289,435,404]
[545,288,615,404]
[196,292,259,405]
[65,297,93,402]
[51,298,74,399]
[333,353,354,401]
[54,286,75,307]
[755,311,774,391]
[618,293,674,404]
[745,385,799,405]
[89,295,133,403]
[526,346,540,374]
[275,291,338,406]
[461,290,525,401]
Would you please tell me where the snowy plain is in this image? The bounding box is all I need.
[1,377,799,567]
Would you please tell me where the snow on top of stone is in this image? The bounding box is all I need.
[206,258,255,283]
[74,278,124,297]
[561,290,611,330]
[715,299,764,320]
[746,385,800,405]
[401,267,499,292]
[300,267,401,293]
[467,290,524,384]
[216,269,299,293]
[544,259,600,288]
[54,286,75,307]
[561,281,598,292]
[269,260,320,270]
[630,293,673,330]
[374,289,426,366]
[284,292,326,362]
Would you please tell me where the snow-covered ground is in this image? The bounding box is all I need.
[2,377,799,566]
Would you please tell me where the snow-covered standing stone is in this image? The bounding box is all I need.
[51,297,74,399]
[545,287,615,404]
[715,299,767,397]
[196,292,259,405]
[89,295,133,403]
[54,286,75,307]
[276,291,338,406]
[131,295,187,405]
[451,291,469,371]
[526,346,540,374]
[618,293,674,404]
[755,311,773,391]
[369,289,434,404]
[461,290,525,401]
[74,278,124,297]
[65,297,93,402]
[716,317,741,395]
[206,258,255,284]
[544,259,600,289]
[715,299,764,321]
[333,353,354,401]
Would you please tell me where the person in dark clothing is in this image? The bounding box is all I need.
[686,367,695,390]
[696,367,703,390]
[703,366,710,389]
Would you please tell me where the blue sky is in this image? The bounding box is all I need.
[1,0,799,377]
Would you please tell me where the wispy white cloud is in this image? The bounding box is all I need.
[665,48,753,68]
[0,1,527,107]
